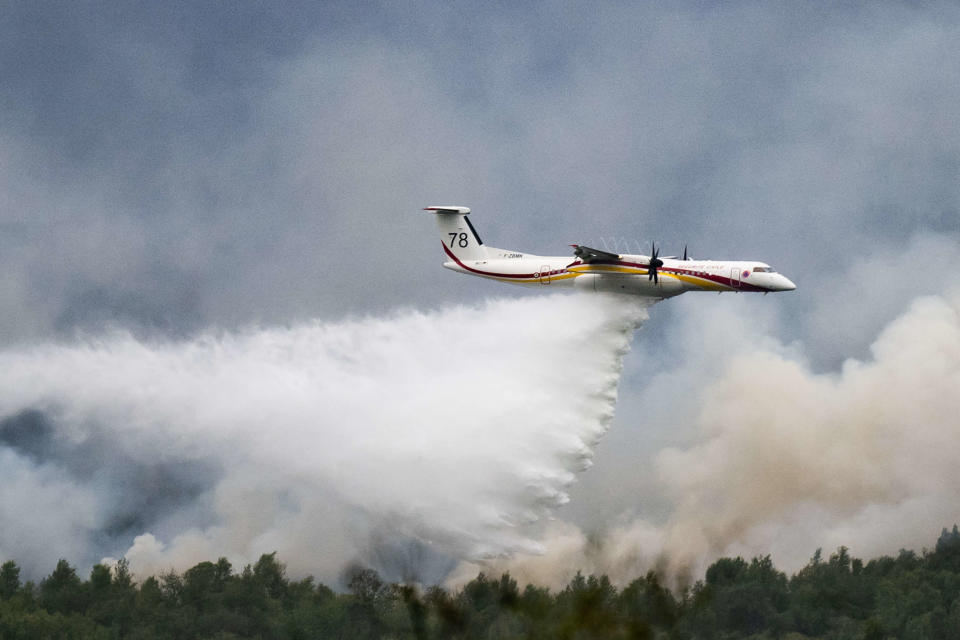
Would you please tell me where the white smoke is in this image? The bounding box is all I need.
[0,293,648,582]
[466,290,960,588]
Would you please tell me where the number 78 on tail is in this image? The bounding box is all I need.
[425,206,796,299]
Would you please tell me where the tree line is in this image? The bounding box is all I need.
[2,526,960,639]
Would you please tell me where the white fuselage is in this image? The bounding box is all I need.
[427,206,796,299]
[442,247,796,297]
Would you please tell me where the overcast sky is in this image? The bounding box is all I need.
[2,1,959,582]
[2,1,956,342]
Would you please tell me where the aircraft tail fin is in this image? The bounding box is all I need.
[424,206,490,261]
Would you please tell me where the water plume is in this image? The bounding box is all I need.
[0,293,647,582]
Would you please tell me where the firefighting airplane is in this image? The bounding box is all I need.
[425,206,796,298]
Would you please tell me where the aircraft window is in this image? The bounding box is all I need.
[752,266,776,273]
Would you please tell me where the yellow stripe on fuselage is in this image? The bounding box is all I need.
[477,266,734,291]
[667,272,731,291]
[478,272,580,284]
[566,265,646,275]
[567,265,733,291]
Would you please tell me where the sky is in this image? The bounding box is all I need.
[1,1,959,585]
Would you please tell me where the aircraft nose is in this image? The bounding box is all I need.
[778,275,797,291]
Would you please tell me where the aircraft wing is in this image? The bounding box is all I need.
[571,244,621,263]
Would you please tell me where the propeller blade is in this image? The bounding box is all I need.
[647,240,664,284]
[683,245,688,261]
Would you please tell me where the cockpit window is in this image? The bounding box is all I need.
[752,266,776,273]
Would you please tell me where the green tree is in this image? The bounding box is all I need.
[555,572,619,639]
[39,559,85,615]
[0,560,21,600]
[344,565,388,640]
[620,571,678,638]
[930,525,960,573]
[875,569,942,637]
[789,546,873,636]
[253,552,286,601]
[183,561,221,611]
[134,575,168,634]
[517,584,553,640]
[282,578,346,640]
[426,584,467,638]
[684,555,788,638]
[456,572,528,638]
[109,558,137,635]
[398,584,428,640]
[86,563,114,628]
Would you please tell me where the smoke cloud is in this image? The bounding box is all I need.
[0,293,647,582]
[659,291,960,570]
[466,290,960,588]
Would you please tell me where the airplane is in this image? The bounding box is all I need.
[424,205,796,298]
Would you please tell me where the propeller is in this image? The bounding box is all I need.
[647,242,664,283]
[683,245,688,261]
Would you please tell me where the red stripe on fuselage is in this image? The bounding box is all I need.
[442,243,540,279]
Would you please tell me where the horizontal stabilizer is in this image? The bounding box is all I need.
[424,206,471,215]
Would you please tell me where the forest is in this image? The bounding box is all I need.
[2,526,960,639]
